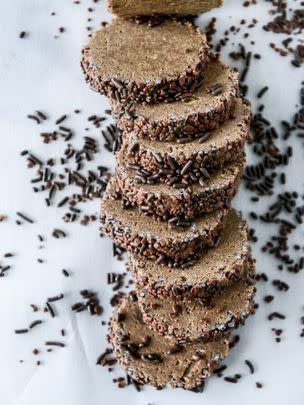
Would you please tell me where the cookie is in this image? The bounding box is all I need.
[114,151,244,220]
[101,184,228,266]
[108,0,224,18]
[128,209,253,299]
[110,292,230,390]
[138,267,256,342]
[120,97,250,185]
[112,57,239,140]
[81,19,209,104]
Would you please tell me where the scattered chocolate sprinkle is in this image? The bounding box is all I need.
[257,86,269,99]
[107,272,125,291]
[272,279,289,291]
[55,115,67,125]
[45,341,65,347]
[47,294,64,302]
[22,111,116,224]
[52,229,66,239]
[15,329,29,334]
[30,304,39,312]
[46,302,55,318]
[4,253,14,258]
[264,295,274,303]
[72,289,103,316]
[36,111,47,121]
[268,312,286,321]
[27,114,40,124]
[57,197,69,207]
[245,359,254,374]
[16,212,34,224]
[29,320,42,329]
[224,376,238,383]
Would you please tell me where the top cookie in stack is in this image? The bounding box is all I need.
[108,0,223,18]
[82,1,255,392]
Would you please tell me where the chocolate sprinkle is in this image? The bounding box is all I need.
[15,329,29,334]
[45,341,65,347]
[47,294,64,302]
[245,359,254,374]
[46,302,56,318]
[29,320,43,329]
[16,212,34,224]
[268,312,286,321]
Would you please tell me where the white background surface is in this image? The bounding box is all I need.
[0,1,303,404]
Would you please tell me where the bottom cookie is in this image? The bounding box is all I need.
[110,293,230,390]
[138,267,256,343]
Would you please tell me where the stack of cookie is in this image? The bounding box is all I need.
[81,1,256,391]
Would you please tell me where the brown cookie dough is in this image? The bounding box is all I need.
[138,268,256,342]
[114,151,244,220]
[128,209,253,300]
[111,57,239,140]
[110,292,230,390]
[108,0,224,18]
[120,98,250,185]
[101,183,228,266]
[81,19,209,104]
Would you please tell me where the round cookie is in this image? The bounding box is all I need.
[108,0,223,18]
[112,57,239,139]
[128,209,253,299]
[110,293,230,390]
[81,19,209,104]
[101,183,228,266]
[138,269,256,343]
[114,151,244,220]
[120,98,250,186]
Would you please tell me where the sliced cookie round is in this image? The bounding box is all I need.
[110,292,230,390]
[128,209,253,299]
[112,57,239,139]
[101,185,228,266]
[138,268,256,343]
[114,151,244,220]
[120,98,250,186]
[81,19,209,104]
[108,0,223,18]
